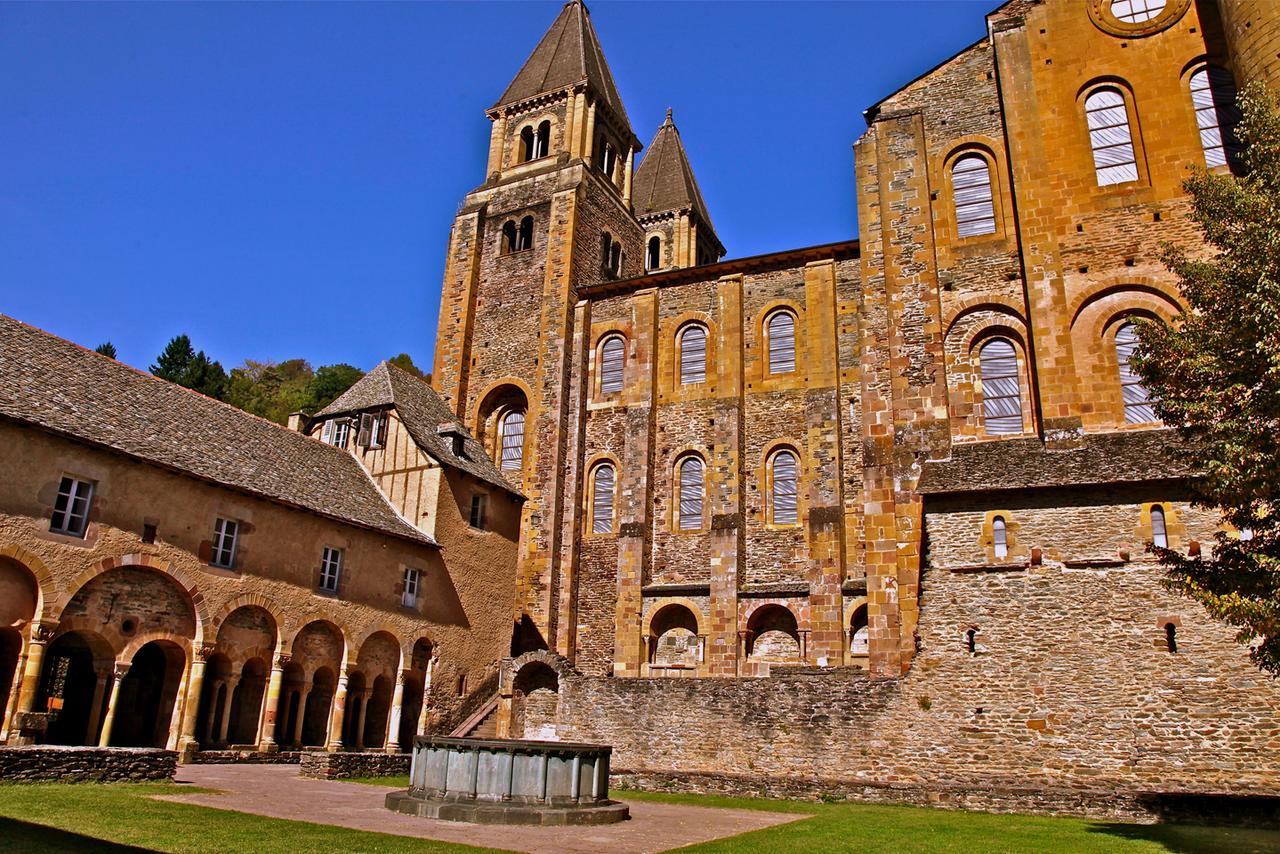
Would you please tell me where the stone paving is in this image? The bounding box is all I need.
[163,764,804,853]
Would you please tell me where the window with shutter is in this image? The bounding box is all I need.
[499,410,525,472]
[320,419,334,444]
[357,413,372,447]
[1115,322,1158,423]
[600,336,625,394]
[678,456,704,531]
[993,516,1008,559]
[679,324,707,385]
[1190,66,1242,170]
[370,412,388,449]
[952,154,996,238]
[978,338,1023,435]
[591,464,615,534]
[1151,506,1168,548]
[771,450,799,525]
[1085,88,1139,186]
[766,310,796,374]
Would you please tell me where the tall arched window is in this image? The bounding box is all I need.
[600,335,625,394]
[601,233,622,278]
[591,463,616,534]
[596,137,617,180]
[519,126,535,163]
[679,324,707,385]
[765,310,796,374]
[952,154,996,237]
[770,449,799,525]
[978,338,1023,435]
[1151,505,1168,549]
[499,409,525,472]
[677,456,704,531]
[993,516,1008,559]
[1085,87,1139,186]
[534,121,550,159]
[1115,322,1157,423]
[1190,66,1242,170]
[516,216,534,251]
[500,221,518,255]
[646,236,661,271]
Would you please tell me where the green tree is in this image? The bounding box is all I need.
[150,334,227,400]
[305,363,363,413]
[224,359,316,423]
[1132,82,1280,674]
[387,352,431,384]
[94,342,118,359]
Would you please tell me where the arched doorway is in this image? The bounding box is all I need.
[303,667,335,748]
[342,671,367,748]
[39,630,113,746]
[353,631,398,751]
[398,638,432,749]
[207,605,276,748]
[196,653,233,747]
[276,660,305,747]
[290,620,344,749]
[229,657,268,745]
[747,604,802,664]
[511,662,559,740]
[364,674,392,750]
[110,640,186,748]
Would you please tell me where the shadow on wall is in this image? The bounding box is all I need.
[0,816,155,852]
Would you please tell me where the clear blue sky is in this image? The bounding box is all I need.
[1,1,990,374]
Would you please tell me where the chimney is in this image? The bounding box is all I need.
[287,411,308,433]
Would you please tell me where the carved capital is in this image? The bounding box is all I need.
[274,652,292,669]
[197,643,219,661]
[113,662,131,680]
[31,623,57,644]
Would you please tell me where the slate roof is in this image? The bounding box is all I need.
[316,363,521,496]
[493,0,632,135]
[633,109,718,241]
[0,314,436,546]
[918,429,1199,495]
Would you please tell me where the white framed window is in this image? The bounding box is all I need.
[677,456,705,531]
[402,567,420,608]
[591,463,616,534]
[952,154,996,238]
[469,494,488,529]
[1115,322,1158,423]
[321,419,350,448]
[1190,66,1241,170]
[993,516,1008,559]
[319,546,342,592]
[1085,87,1139,186]
[770,450,799,525]
[212,518,239,569]
[765,310,796,374]
[50,476,94,537]
[1110,0,1165,23]
[600,335,625,394]
[978,338,1023,435]
[499,409,525,472]
[1151,506,1168,549]
[679,324,707,385]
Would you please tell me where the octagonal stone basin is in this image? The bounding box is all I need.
[385,735,629,825]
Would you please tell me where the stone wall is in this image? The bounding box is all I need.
[299,749,410,780]
[0,745,175,783]
[190,749,302,764]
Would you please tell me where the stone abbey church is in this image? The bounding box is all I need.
[1,0,1278,815]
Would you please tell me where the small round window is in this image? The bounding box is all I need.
[1110,0,1165,23]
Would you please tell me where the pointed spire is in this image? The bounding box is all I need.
[493,0,631,134]
[633,110,718,238]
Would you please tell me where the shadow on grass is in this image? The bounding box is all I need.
[1087,821,1280,854]
[0,815,157,853]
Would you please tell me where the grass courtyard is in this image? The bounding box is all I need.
[1,777,1278,854]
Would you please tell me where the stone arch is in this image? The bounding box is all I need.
[0,545,55,625]
[755,300,805,381]
[215,605,278,666]
[110,638,187,748]
[758,440,805,527]
[645,601,702,670]
[948,313,1036,441]
[289,618,347,674]
[54,554,207,646]
[211,594,286,642]
[120,630,192,664]
[511,659,561,741]
[944,298,1028,339]
[745,603,802,663]
[473,380,533,470]
[37,627,115,746]
[936,138,1011,242]
[58,563,198,663]
[1068,278,1185,329]
[354,630,401,748]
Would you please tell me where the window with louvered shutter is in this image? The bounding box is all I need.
[1115,322,1158,423]
[600,336,625,393]
[1190,66,1242,170]
[978,338,1023,435]
[592,464,615,534]
[1151,506,1168,548]
[679,325,707,385]
[766,311,795,374]
[771,450,799,525]
[499,410,525,471]
[1085,88,1139,186]
[993,516,1008,559]
[952,155,996,238]
[678,456,704,531]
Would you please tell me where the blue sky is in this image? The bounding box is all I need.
[1,1,990,374]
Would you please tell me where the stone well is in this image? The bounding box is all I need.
[385,735,629,825]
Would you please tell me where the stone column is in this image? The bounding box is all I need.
[202,681,221,745]
[326,669,350,752]
[259,652,288,751]
[166,651,193,752]
[178,645,213,753]
[292,681,312,747]
[83,668,111,745]
[415,654,437,737]
[385,669,407,754]
[98,662,130,747]
[0,632,28,741]
[13,623,54,722]
[353,690,369,750]
[217,675,239,745]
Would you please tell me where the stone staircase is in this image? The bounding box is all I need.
[448,696,498,739]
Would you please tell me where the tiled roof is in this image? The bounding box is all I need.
[633,109,718,244]
[0,314,436,547]
[493,1,631,135]
[317,363,521,496]
[918,429,1199,495]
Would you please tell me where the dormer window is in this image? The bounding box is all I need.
[320,419,350,448]
[438,423,469,459]
[358,411,388,450]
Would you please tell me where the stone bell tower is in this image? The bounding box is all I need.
[432,0,644,653]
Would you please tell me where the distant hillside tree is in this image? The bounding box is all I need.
[94,342,117,359]
[223,359,362,424]
[305,363,363,412]
[150,334,227,400]
[388,352,431,384]
[1131,83,1280,675]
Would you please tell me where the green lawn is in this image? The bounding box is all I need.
[1,778,1277,854]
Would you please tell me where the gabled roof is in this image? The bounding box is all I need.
[493,0,631,135]
[0,314,436,547]
[633,109,719,239]
[317,363,521,496]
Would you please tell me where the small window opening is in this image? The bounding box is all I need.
[456,673,467,696]
[646,236,661,271]
[993,516,1008,559]
[501,220,518,255]
[121,618,137,637]
[142,523,157,544]
[469,494,488,530]
[519,126,535,163]
[966,629,978,654]
[1164,622,1178,653]
[1151,505,1168,549]
[534,120,550,159]
[451,434,465,457]
[517,215,534,251]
